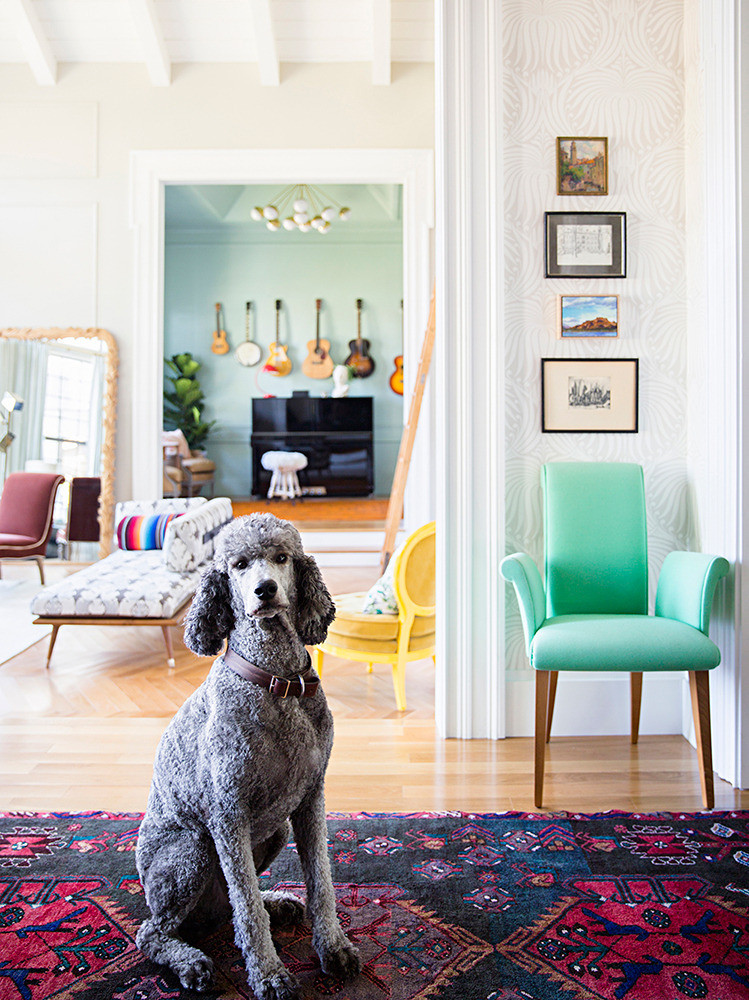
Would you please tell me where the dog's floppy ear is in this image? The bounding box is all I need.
[183,565,234,656]
[294,554,336,646]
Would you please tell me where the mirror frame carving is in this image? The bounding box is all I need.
[0,327,118,558]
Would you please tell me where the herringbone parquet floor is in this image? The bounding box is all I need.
[1,560,747,814]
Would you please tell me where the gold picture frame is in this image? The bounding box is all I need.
[557,137,608,196]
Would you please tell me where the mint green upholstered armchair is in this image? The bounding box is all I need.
[500,463,729,810]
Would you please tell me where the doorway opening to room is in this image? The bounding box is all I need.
[162,181,405,544]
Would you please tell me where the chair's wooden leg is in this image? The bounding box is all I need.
[392,652,408,711]
[46,625,60,669]
[367,663,373,673]
[546,671,558,743]
[161,625,176,669]
[35,556,45,585]
[311,646,324,678]
[631,672,643,745]
[689,671,715,809]
[535,671,550,808]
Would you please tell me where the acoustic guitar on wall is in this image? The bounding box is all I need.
[344,298,375,378]
[211,303,230,355]
[389,299,404,395]
[302,298,335,379]
[263,299,292,376]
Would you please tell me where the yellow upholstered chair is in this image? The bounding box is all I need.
[311,521,436,711]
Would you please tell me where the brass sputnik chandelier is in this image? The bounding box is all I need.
[250,184,351,234]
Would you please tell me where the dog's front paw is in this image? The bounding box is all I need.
[262,889,305,927]
[252,966,300,1000]
[177,953,214,992]
[316,934,361,980]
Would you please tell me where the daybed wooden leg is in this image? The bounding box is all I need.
[546,671,558,743]
[631,672,643,745]
[689,671,715,810]
[46,625,60,669]
[535,671,549,808]
[35,556,45,585]
[161,625,176,669]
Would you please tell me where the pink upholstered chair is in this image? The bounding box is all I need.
[0,472,64,583]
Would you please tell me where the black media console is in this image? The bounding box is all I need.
[250,396,374,497]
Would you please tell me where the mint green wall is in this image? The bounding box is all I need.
[164,237,404,497]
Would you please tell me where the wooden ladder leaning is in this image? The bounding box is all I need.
[380,285,436,573]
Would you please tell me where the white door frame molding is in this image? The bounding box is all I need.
[129,147,435,526]
[435,0,505,739]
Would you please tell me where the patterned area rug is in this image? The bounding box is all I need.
[1,810,749,999]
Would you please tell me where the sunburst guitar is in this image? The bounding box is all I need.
[389,299,404,394]
[302,298,334,379]
[344,298,375,378]
[264,299,292,376]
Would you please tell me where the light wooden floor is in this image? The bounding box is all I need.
[1,561,746,815]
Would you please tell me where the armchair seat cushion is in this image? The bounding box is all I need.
[0,533,37,546]
[530,614,722,673]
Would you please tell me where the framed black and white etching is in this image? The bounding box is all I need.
[545,212,626,278]
[541,357,638,432]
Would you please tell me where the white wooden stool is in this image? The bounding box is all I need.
[261,451,308,500]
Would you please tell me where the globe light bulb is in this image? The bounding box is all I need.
[339,207,351,221]
[298,221,312,232]
[263,205,279,220]
[319,221,331,233]
[251,207,264,221]
[266,219,281,231]
[293,211,309,224]
[283,217,296,230]
[293,198,309,213]
[311,216,324,230]
[321,207,336,222]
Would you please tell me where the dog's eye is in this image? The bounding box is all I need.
[234,559,248,570]
[275,553,288,564]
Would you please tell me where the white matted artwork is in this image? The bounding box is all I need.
[541,357,638,432]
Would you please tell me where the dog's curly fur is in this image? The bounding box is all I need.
[135,513,360,998]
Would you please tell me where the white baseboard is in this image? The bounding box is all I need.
[506,671,684,737]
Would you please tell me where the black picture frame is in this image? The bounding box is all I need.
[545,211,626,278]
[541,357,639,433]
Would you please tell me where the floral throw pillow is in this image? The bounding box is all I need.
[361,541,406,615]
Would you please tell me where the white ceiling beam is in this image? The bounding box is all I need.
[248,0,280,86]
[128,0,171,87]
[6,0,56,86]
[372,0,391,85]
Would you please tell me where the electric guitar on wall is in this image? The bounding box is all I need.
[211,303,230,355]
[344,298,375,378]
[302,298,335,379]
[263,299,292,376]
[389,299,404,395]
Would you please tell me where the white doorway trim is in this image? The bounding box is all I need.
[129,148,435,531]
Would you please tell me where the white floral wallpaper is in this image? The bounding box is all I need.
[502,0,690,675]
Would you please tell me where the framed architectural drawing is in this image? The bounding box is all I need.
[541,357,638,432]
[545,212,626,278]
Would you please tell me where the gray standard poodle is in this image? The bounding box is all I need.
[135,513,360,999]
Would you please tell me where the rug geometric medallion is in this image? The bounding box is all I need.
[1,810,748,999]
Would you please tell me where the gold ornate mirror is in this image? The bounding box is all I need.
[0,327,118,558]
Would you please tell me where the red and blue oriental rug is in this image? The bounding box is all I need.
[1,810,749,999]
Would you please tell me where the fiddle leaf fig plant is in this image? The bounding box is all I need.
[164,352,216,451]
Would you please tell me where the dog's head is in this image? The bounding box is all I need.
[183,513,336,656]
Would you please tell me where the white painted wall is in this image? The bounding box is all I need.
[0,62,434,500]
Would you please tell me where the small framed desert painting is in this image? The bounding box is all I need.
[558,295,618,338]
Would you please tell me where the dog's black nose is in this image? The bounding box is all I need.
[254,580,278,602]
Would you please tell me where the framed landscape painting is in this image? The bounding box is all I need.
[559,295,618,338]
[541,357,638,433]
[557,137,608,195]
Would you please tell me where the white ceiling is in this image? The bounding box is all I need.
[0,0,434,86]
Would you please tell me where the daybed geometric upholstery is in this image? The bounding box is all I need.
[30,549,200,618]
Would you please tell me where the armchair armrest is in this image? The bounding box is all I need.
[655,551,730,635]
[500,553,546,651]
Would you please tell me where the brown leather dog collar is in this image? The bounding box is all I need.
[223,646,319,699]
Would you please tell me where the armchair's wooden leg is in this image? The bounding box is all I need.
[46,625,60,669]
[689,671,715,809]
[392,650,408,712]
[161,625,176,669]
[35,556,45,585]
[311,646,324,678]
[535,671,550,808]
[546,671,558,743]
[631,672,643,745]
